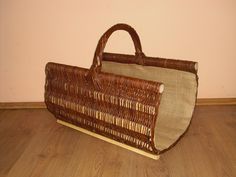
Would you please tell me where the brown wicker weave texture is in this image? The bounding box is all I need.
[45,24,164,154]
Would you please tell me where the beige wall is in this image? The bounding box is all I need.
[0,0,236,102]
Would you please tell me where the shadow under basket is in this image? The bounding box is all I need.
[45,24,198,160]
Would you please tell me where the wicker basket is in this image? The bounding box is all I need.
[45,24,198,159]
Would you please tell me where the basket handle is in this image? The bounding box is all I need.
[87,24,144,89]
[92,23,145,71]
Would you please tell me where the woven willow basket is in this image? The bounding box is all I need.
[45,24,198,159]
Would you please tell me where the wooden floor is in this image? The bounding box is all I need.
[0,106,235,177]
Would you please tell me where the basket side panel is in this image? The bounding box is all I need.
[44,62,163,154]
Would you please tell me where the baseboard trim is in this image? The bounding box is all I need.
[0,98,236,109]
[0,102,46,109]
[196,98,236,106]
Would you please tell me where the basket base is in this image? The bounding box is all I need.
[57,119,160,160]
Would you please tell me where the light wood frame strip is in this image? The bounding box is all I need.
[57,119,160,160]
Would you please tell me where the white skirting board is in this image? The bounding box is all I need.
[57,119,160,160]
